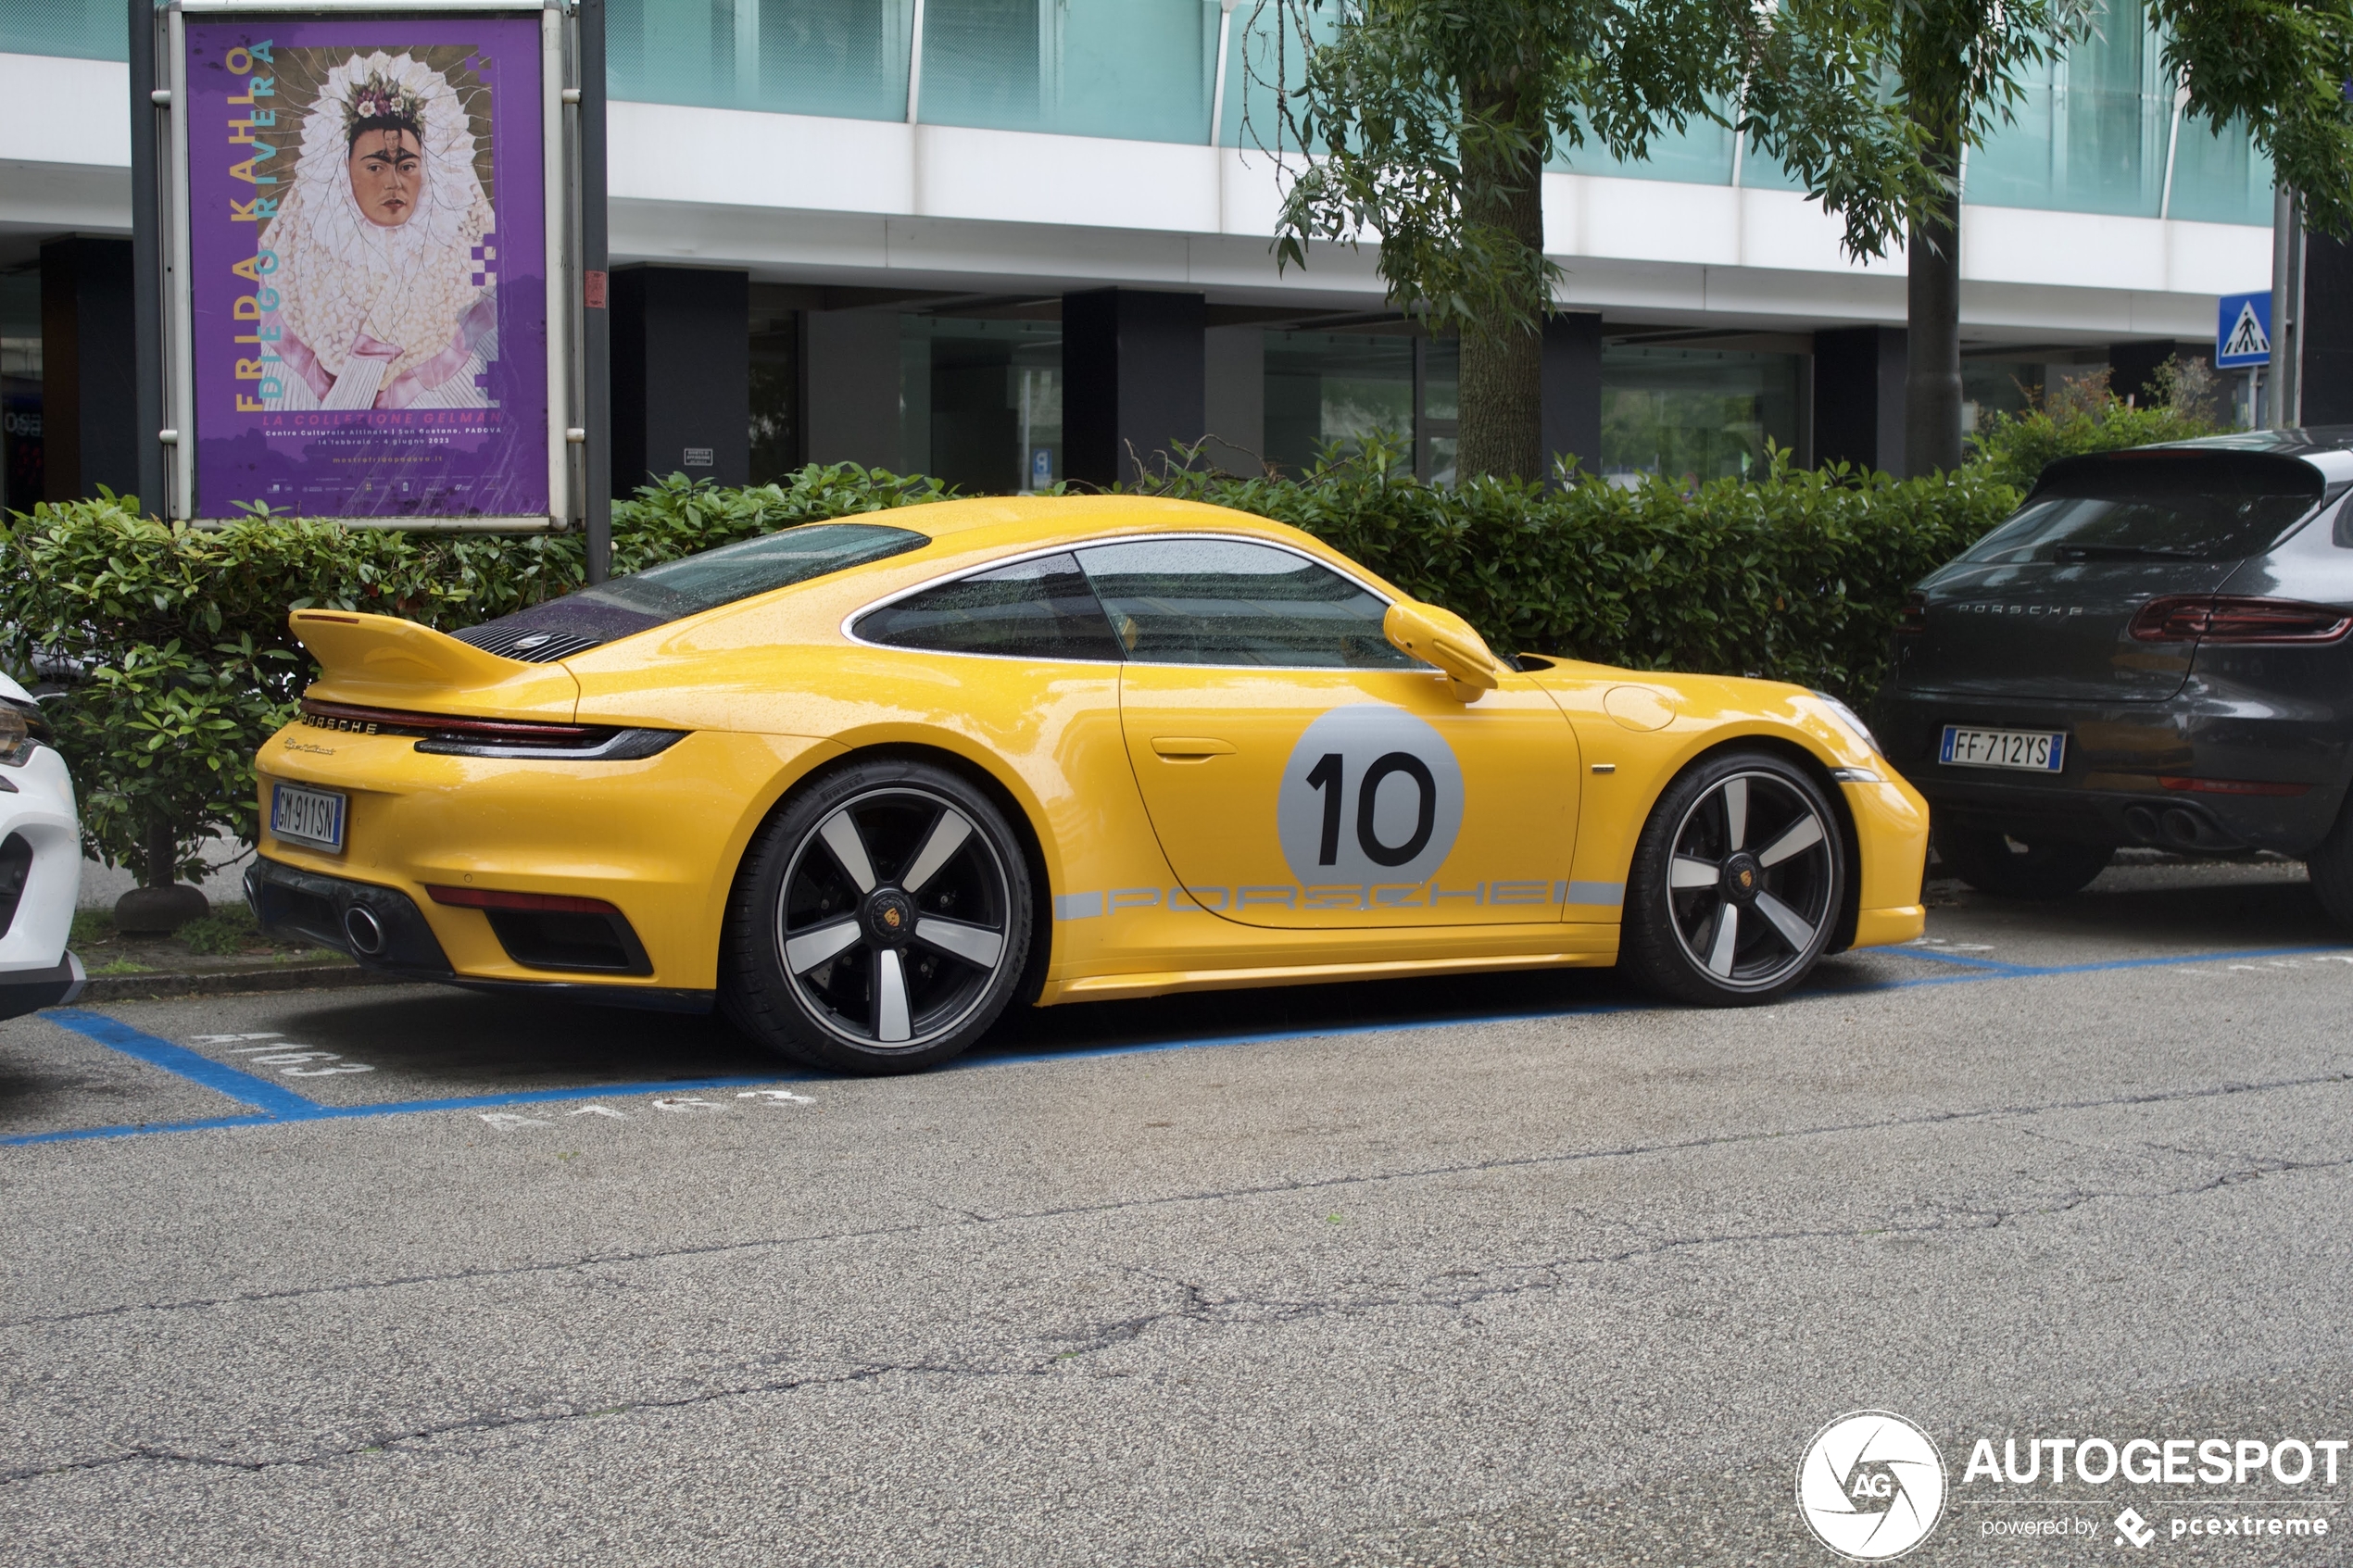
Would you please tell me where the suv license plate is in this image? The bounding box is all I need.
[1940,725,2065,773]
[271,783,347,852]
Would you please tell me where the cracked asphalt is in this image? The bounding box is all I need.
[4,852,2350,1566]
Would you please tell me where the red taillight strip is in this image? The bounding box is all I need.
[300,699,596,741]
[425,884,622,915]
[2158,776,2311,797]
[2129,596,2353,644]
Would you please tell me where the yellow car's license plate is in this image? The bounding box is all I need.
[271,782,347,852]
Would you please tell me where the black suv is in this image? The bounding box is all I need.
[1875,430,2353,917]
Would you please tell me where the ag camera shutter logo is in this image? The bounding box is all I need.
[1797,1411,1947,1560]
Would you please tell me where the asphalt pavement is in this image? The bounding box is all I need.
[4,851,2349,1566]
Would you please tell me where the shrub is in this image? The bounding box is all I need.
[1966,363,2225,493]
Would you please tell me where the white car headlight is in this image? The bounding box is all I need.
[1809,690,1882,758]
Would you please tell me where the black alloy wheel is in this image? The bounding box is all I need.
[723,759,1032,1073]
[1621,750,1847,1005]
[1931,824,2112,901]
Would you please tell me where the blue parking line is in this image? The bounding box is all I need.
[10,940,2351,1147]
[43,1010,325,1118]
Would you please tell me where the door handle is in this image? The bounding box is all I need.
[1151,735,1237,761]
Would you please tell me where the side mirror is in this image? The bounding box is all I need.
[1384,600,1504,702]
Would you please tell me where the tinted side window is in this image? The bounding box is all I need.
[1076,538,1416,668]
[856,552,1124,660]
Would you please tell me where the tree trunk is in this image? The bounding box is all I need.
[1904,123,1965,477]
[1455,85,1547,483]
[144,818,176,890]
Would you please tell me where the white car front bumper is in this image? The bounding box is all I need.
[0,744,85,1020]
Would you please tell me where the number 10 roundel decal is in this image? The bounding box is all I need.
[1276,706,1466,887]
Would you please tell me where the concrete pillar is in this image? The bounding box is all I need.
[40,237,139,505]
[802,309,905,470]
[1063,288,1205,486]
[1813,325,1906,475]
[1541,312,1602,482]
[609,266,749,493]
[1201,324,1265,476]
[2301,234,2353,427]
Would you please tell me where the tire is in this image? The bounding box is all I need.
[721,759,1034,1074]
[1618,749,1849,1007]
[1932,823,2111,900]
[2304,797,2353,928]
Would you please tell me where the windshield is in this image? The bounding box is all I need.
[1961,453,2324,567]
[454,522,928,660]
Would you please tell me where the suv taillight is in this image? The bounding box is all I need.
[1895,592,1928,635]
[2128,596,2353,644]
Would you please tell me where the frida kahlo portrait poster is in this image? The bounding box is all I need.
[186,17,548,520]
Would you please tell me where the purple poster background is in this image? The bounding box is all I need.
[186,16,548,519]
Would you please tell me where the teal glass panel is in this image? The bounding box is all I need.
[1601,345,1800,487]
[610,0,914,119]
[1968,0,2169,215]
[1223,2,1341,150]
[2168,118,2274,226]
[0,0,122,61]
[1552,116,1734,185]
[919,0,1220,144]
[1737,136,1808,194]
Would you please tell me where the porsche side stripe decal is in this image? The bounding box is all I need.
[1051,880,1627,919]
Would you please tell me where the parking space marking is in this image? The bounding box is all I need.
[10,941,2352,1148]
[5,1010,806,1148]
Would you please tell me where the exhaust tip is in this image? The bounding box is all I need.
[2160,809,2205,848]
[343,904,386,957]
[2122,805,2162,844]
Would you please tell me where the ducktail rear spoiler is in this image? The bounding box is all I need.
[289,609,580,717]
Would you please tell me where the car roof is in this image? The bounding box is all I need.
[2139,426,2353,483]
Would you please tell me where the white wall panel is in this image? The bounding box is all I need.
[0,53,130,169]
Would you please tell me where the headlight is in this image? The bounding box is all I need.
[0,700,35,767]
[1810,690,1881,758]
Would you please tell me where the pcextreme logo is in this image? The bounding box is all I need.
[1797,1411,1948,1561]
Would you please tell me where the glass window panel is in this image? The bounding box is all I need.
[610,0,913,119]
[1600,345,1801,489]
[1077,538,1416,668]
[858,552,1124,659]
[1263,332,1414,474]
[1968,0,2168,216]
[919,0,1217,144]
[1552,112,1735,184]
[900,317,1063,494]
[0,0,122,60]
[2168,118,2275,227]
[1224,2,1342,150]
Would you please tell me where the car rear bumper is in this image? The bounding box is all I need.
[1876,689,2349,856]
[245,859,714,1013]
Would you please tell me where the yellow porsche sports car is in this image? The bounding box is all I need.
[249,495,1929,1073]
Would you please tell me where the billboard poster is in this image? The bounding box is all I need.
[183,16,548,520]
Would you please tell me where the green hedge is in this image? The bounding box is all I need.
[0,383,2210,885]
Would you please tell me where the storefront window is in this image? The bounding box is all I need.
[900,316,1063,494]
[749,301,801,484]
[1,272,41,514]
[1600,344,1802,489]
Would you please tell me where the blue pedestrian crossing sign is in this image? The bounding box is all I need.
[2216,292,2272,368]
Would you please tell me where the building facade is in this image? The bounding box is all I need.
[0,0,2327,515]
